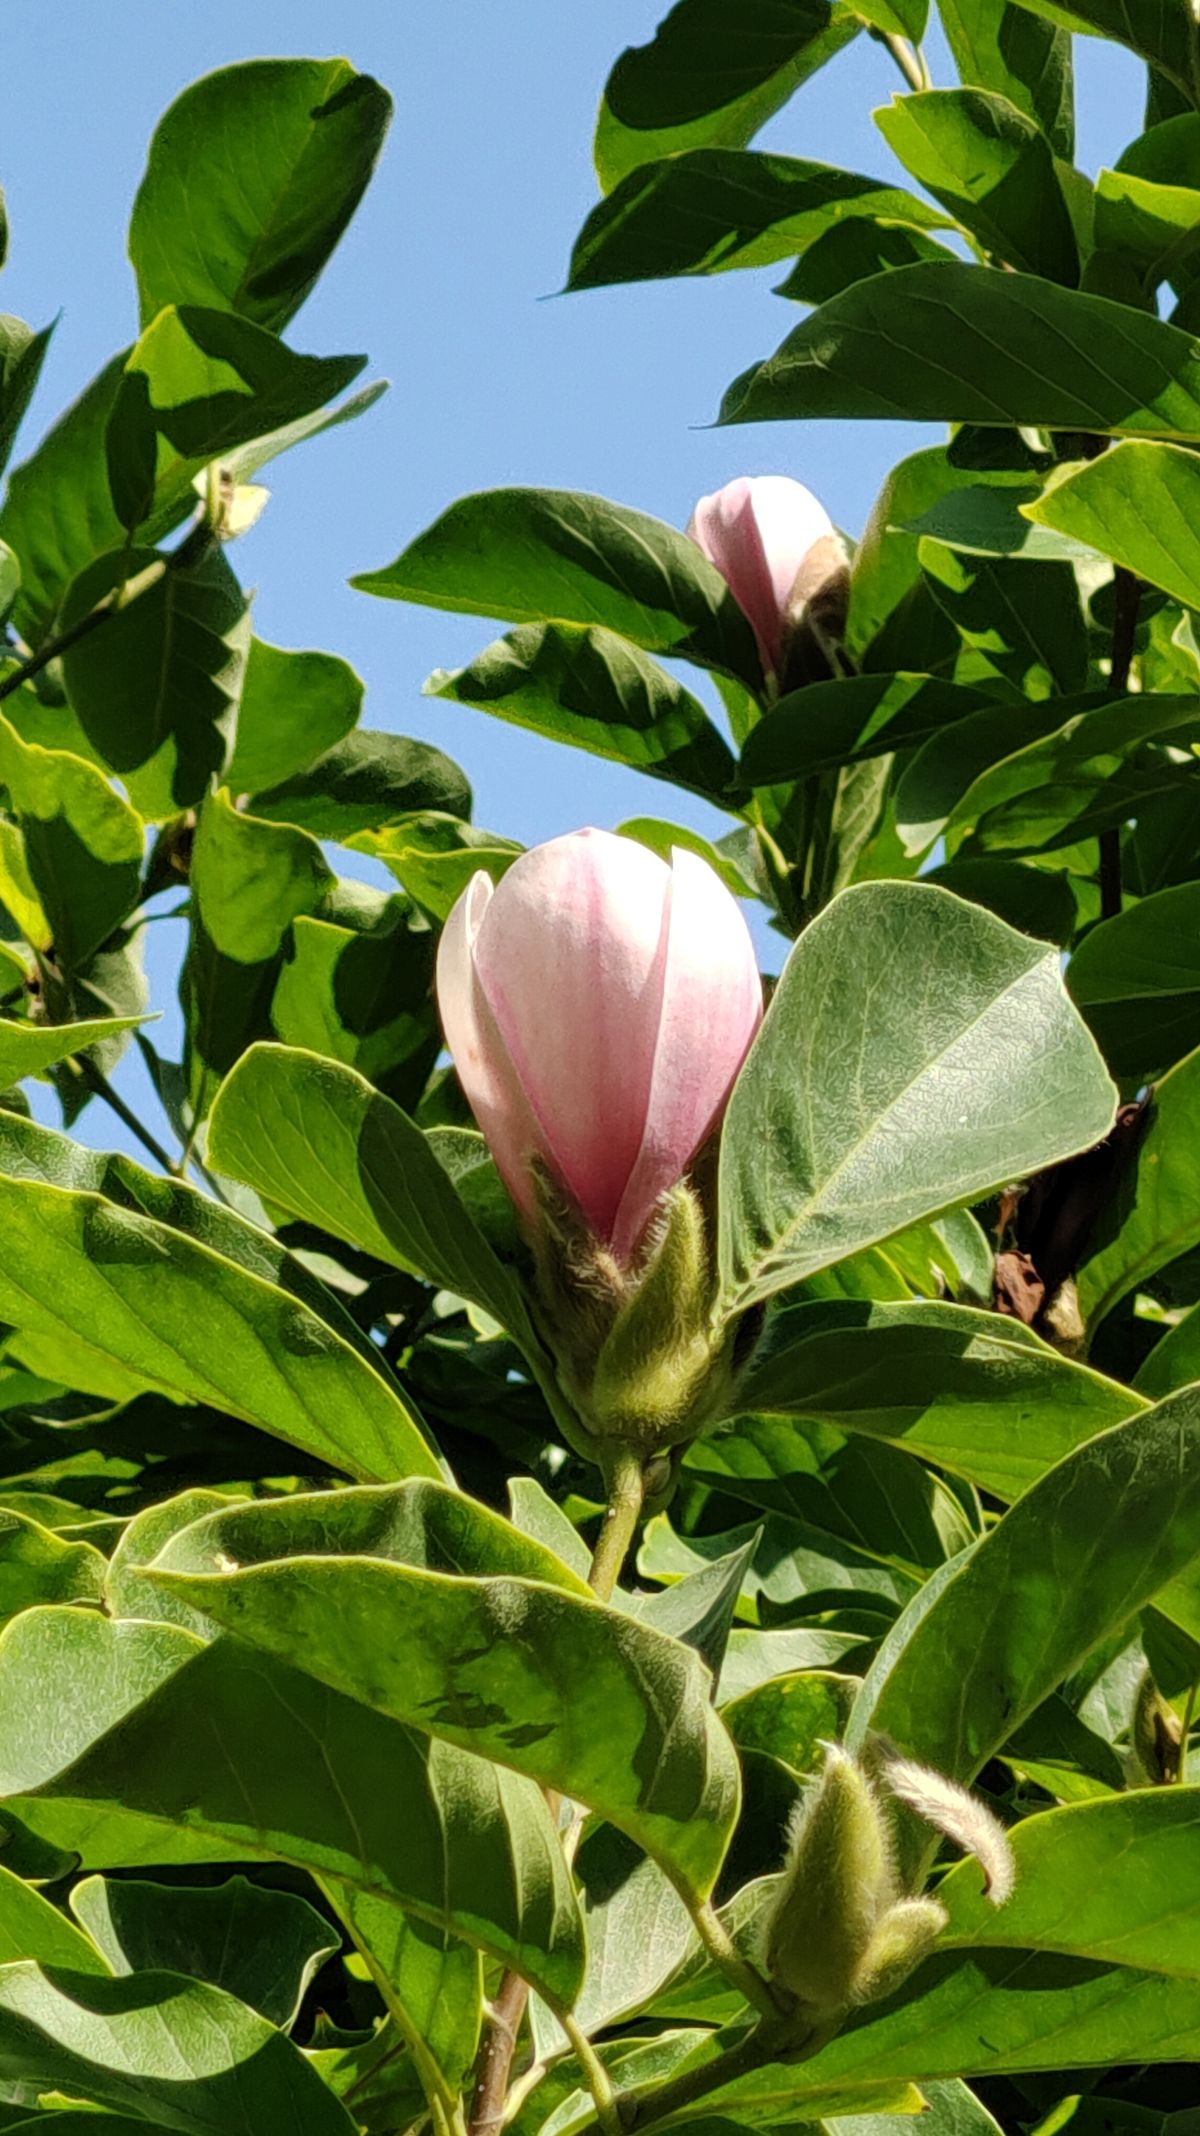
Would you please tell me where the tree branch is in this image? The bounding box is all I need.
[1099,566,1142,921]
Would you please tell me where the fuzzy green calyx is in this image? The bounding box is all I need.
[529,1173,743,1458]
[765,1746,897,2016]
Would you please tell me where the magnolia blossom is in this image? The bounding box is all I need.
[436,828,762,1265]
[688,474,844,685]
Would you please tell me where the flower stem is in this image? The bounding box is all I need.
[868,25,928,92]
[590,1444,648,1601]
[690,1898,785,2022]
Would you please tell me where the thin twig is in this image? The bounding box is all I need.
[76,1056,178,1173]
[1099,567,1142,921]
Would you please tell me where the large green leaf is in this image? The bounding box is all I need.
[0,356,138,646]
[0,1108,439,1483]
[938,1789,1200,1976]
[1024,440,1200,606]
[735,1299,1143,1498]
[875,88,1078,281]
[0,316,53,485]
[105,305,365,531]
[845,1383,1200,1792]
[592,0,861,192]
[0,1961,356,2134]
[148,1490,741,1906]
[1067,881,1200,1081]
[0,1608,584,2003]
[1078,1045,1200,1330]
[351,486,760,687]
[718,882,1116,1313]
[251,728,471,838]
[270,907,437,1106]
[427,626,739,803]
[0,1012,150,1093]
[720,260,1200,437]
[59,542,251,816]
[224,637,362,796]
[740,674,991,786]
[71,1874,337,2030]
[1003,0,1200,97]
[327,1888,482,2099]
[0,714,143,972]
[129,58,391,333]
[936,0,1073,158]
[0,1861,106,1974]
[207,1044,552,1391]
[567,149,952,290]
[921,542,1089,697]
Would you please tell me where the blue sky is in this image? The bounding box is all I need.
[0,2,1143,1154]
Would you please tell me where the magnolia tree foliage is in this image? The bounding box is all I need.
[2,8,1200,2134]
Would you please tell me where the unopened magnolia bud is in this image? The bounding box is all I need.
[765,1746,895,2015]
[851,1896,948,2005]
[1130,1667,1182,1786]
[687,476,850,694]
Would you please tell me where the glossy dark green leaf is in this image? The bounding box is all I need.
[721,261,1200,436]
[71,1874,337,2029]
[59,543,251,816]
[936,0,1073,157]
[876,88,1078,280]
[0,714,143,972]
[1002,0,1200,97]
[352,486,760,687]
[0,1108,440,1483]
[718,883,1116,1312]
[774,216,959,303]
[0,315,53,484]
[922,857,1077,944]
[251,728,471,838]
[1067,882,1200,1080]
[921,544,1089,696]
[129,59,391,333]
[1024,440,1200,606]
[428,626,739,803]
[846,1383,1200,1794]
[270,908,437,1104]
[349,815,521,922]
[0,356,135,646]
[938,1789,1200,1975]
[149,1490,741,1904]
[224,637,362,796]
[567,149,952,290]
[0,1961,356,2134]
[106,305,365,531]
[739,674,990,785]
[1078,1046,1200,1331]
[0,1609,584,2003]
[593,0,861,192]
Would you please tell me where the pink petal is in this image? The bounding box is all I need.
[471,828,672,1243]
[435,870,544,1220]
[688,476,837,682]
[611,847,763,1264]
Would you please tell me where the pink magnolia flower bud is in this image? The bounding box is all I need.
[687,474,847,687]
[437,828,762,1267]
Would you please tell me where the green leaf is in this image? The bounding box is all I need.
[1001,0,1200,98]
[106,305,365,531]
[59,543,252,816]
[720,260,1200,438]
[773,216,959,304]
[351,486,760,688]
[251,728,471,838]
[639,1507,916,1621]
[0,1107,440,1483]
[721,1669,856,1774]
[71,1874,337,2029]
[921,543,1089,696]
[1023,440,1200,607]
[935,0,1073,158]
[327,1888,482,2098]
[1093,166,1200,284]
[192,789,331,963]
[0,1012,150,1092]
[349,815,521,922]
[0,714,143,972]
[224,637,362,796]
[938,1788,1200,1976]
[846,1383,1200,1793]
[923,857,1077,944]
[593,0,861,192]
[129,58,391,334]
[740,674,991,785]
[627,1533,762,1679]
[0,1860,106,1974]
[567,149,952,290]
[270,909,437,1105]
[1078,1045,1200,1331]
[0,315,53,484]
[530,1827,693,2055]
[718,882,1116,1313]
[875,89,1078,281]
[0,1609,583,2003]
[207,1044,552,1391]
[106,1487,247,1636]
[0,1506,105,1626]
[1067,881,1200,1081]
[148,1490,742,1907]
[428,625,738,804]
[0,355,132,646]
[0,1961,357,2134]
